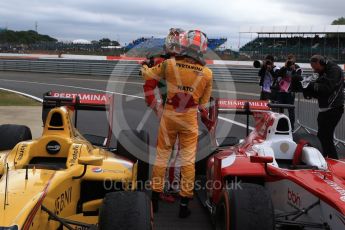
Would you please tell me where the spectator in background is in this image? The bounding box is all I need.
[276,54,302,130]
[304,55,344,159]
[258,55,280,100]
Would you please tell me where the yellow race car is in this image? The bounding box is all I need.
[0,92,152,230]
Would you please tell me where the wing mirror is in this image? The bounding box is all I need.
[73,156,103,180]
[250,155,273,164]
[250,155,274,176]
[78,156,103,166]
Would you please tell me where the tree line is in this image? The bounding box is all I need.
[0,29,57,44]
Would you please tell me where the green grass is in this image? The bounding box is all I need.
[0,90,40,106]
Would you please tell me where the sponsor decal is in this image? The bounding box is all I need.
[51,92,110,105]
[104,169,125,174]
[316,173,345,202]
[280,143,290,153]
[177,85,194,92]
[288,188,301,208]
[54,187,72,215]
[46,141,61,155]
[17,143,28,161]
[92,167,103,173]
[176,63,203,72]
[68,145,80,167]
[91,167,125,174]
[75,226,92,230]
[217,99,269,110]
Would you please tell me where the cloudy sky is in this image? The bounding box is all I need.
[0,0,344,48]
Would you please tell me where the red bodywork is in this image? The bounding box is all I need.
[206,99,345,216]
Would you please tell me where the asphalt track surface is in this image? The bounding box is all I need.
[0,71,266,229]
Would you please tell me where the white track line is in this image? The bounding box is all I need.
[0,79,144,99]
[0,87,43,103]
[60,77,143,85]
[218,116,254,130]
[0,79,253,130]
[60,77,261,97]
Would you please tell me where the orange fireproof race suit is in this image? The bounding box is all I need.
[141,57,213,198]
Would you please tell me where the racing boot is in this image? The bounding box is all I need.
[179,197,191,218]
[152,191,160,213]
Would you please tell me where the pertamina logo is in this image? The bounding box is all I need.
[51,92,110,105]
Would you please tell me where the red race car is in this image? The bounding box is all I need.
[196,99,345,230]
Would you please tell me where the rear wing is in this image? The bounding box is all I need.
[43,92,113,111]
[216,99,270,114]
[213,98,295,136]
[42,91,114,147]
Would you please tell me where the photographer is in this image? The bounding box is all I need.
[276,54,302,130]
[304,55,344,159]
[257,55,280,100]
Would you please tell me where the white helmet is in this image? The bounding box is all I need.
[164,28,185,55]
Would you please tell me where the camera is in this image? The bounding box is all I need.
[253,60,273,69]
[253,60,263,68]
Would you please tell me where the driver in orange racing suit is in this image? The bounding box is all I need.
[142,28,185,203]
[141,30,213,218]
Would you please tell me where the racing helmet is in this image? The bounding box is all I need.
[180,29,208,54]
[164,28,185,55]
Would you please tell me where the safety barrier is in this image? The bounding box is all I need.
[295,93,345,153]
[0,59,314,83]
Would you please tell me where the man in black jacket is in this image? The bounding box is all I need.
[305,55,344,159]
[258,55,280,100]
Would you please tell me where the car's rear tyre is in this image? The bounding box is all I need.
[99,191,152,230]
[0,124,32,151]
[117,130,150,185]
[293,131,323,153]
[215,183,274,230]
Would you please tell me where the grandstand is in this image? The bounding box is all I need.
[208,38,227,50]
[239,25,345,62]
[126,37,149,50]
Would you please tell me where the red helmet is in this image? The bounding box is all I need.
[165,28,185,55]
[180,30,208,54]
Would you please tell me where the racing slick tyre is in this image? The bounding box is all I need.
[0,124,32,151]
[215,183,274,230]
[293,131,323,153]
[117,130,150,185]
[99,191,152,230]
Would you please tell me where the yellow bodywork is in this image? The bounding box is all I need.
[0,106,137,229]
